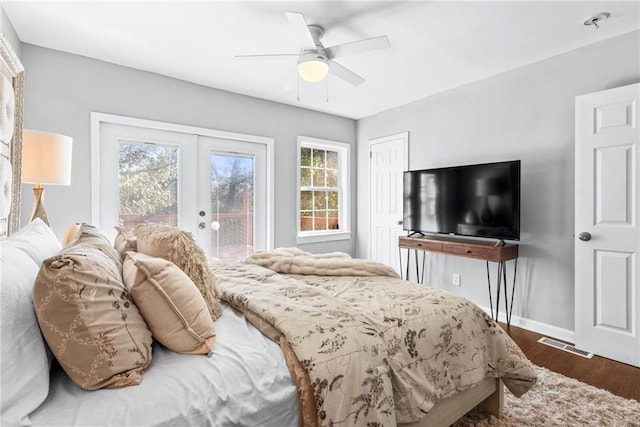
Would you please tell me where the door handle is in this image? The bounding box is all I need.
[198,222,206,230]
[396,220,403,225]
[578,232,591,241]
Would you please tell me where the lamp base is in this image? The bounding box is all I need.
[29,186,50,226]
[479,196,493,225]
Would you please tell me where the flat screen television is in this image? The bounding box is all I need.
[403,160,521,240]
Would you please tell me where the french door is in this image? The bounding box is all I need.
[95,117,271,259]
[197,136,268,260]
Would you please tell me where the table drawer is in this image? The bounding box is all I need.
[444,244,497,260]
[399,239,442,252]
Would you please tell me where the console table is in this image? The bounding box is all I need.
[398,235,518,326]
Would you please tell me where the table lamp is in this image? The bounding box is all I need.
[476,178,500,225]
[21,129,73,226]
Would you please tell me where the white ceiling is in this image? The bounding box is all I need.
[4,1,639,119]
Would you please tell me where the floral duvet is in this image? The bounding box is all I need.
[212,250,536,427]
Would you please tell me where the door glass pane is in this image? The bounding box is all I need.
[210,153,254,260]
[119,141,178,228]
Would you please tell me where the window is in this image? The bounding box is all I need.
[297,136,350,244]
[119,141,179,228]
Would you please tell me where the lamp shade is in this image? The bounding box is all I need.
[475,178,500,196]
[298,53,329,83]
[21,129,73,185]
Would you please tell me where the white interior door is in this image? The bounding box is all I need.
[197,136,268,260]
[369,132,408,274]
[575,83,640,367]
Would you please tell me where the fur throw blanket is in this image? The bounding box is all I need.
[244,247,400,278]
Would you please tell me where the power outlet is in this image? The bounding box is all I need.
[452,273,461,286]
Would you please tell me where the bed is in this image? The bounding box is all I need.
[0,35,536,427]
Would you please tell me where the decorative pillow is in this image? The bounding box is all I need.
[114,226,137,256]
[1,219,61,426]
[33,224,153,390]
[122,252,216,355]
[134,223,222,321]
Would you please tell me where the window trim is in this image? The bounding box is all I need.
[296,136,351,244]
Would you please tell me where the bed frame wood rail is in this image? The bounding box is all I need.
[401,378,503,427]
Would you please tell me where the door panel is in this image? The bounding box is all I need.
[595,250,633,332]
[197,136,267,260]
[369,132,408,274]
[595,145,633,225]
[575,83,640,367]
[98,123,197,241]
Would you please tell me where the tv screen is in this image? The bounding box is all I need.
[403,160,520,240]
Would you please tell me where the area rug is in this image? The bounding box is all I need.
[453,366,640,426]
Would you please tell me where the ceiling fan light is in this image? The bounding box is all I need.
[298,58,329,83]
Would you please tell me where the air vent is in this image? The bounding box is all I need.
[538,337,593,359]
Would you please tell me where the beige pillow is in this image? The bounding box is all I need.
[122,252,216,355]
[33,224,153,390]
[134,223,222,321]
[114,226,137,256]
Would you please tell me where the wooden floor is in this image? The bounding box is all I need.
[503,324,640,402]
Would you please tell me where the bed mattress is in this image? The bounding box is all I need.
[30,306,299,427]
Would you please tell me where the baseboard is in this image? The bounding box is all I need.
[479,306,575,344]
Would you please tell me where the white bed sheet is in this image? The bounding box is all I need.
[30,305,298,427]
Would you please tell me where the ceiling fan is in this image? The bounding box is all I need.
[235,12,390,86]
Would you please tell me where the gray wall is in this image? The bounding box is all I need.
[356,30,640,333]
[19,44,357,254]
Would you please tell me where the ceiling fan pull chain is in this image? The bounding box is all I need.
[297,73,300,102]
[325,78,329,103]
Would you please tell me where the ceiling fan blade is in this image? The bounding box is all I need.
[285,12,317,50]
[325,36,390,60]
[329,61,365,86]
[235,53,298,60]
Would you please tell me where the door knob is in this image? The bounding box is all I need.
[578,232,591,241]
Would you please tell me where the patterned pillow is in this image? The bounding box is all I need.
[114,226,137,256]
[0,219,61,426]
[122,252,216,355]
[134,223,222,321]
[33,224,153,390]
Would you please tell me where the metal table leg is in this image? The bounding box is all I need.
[486,261,494,320]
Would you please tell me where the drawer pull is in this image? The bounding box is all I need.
[417,243,422,246]
[466,249,472,253]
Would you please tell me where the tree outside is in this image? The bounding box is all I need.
[119,142,178,227]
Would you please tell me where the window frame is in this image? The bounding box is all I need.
[296,136,351,244]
